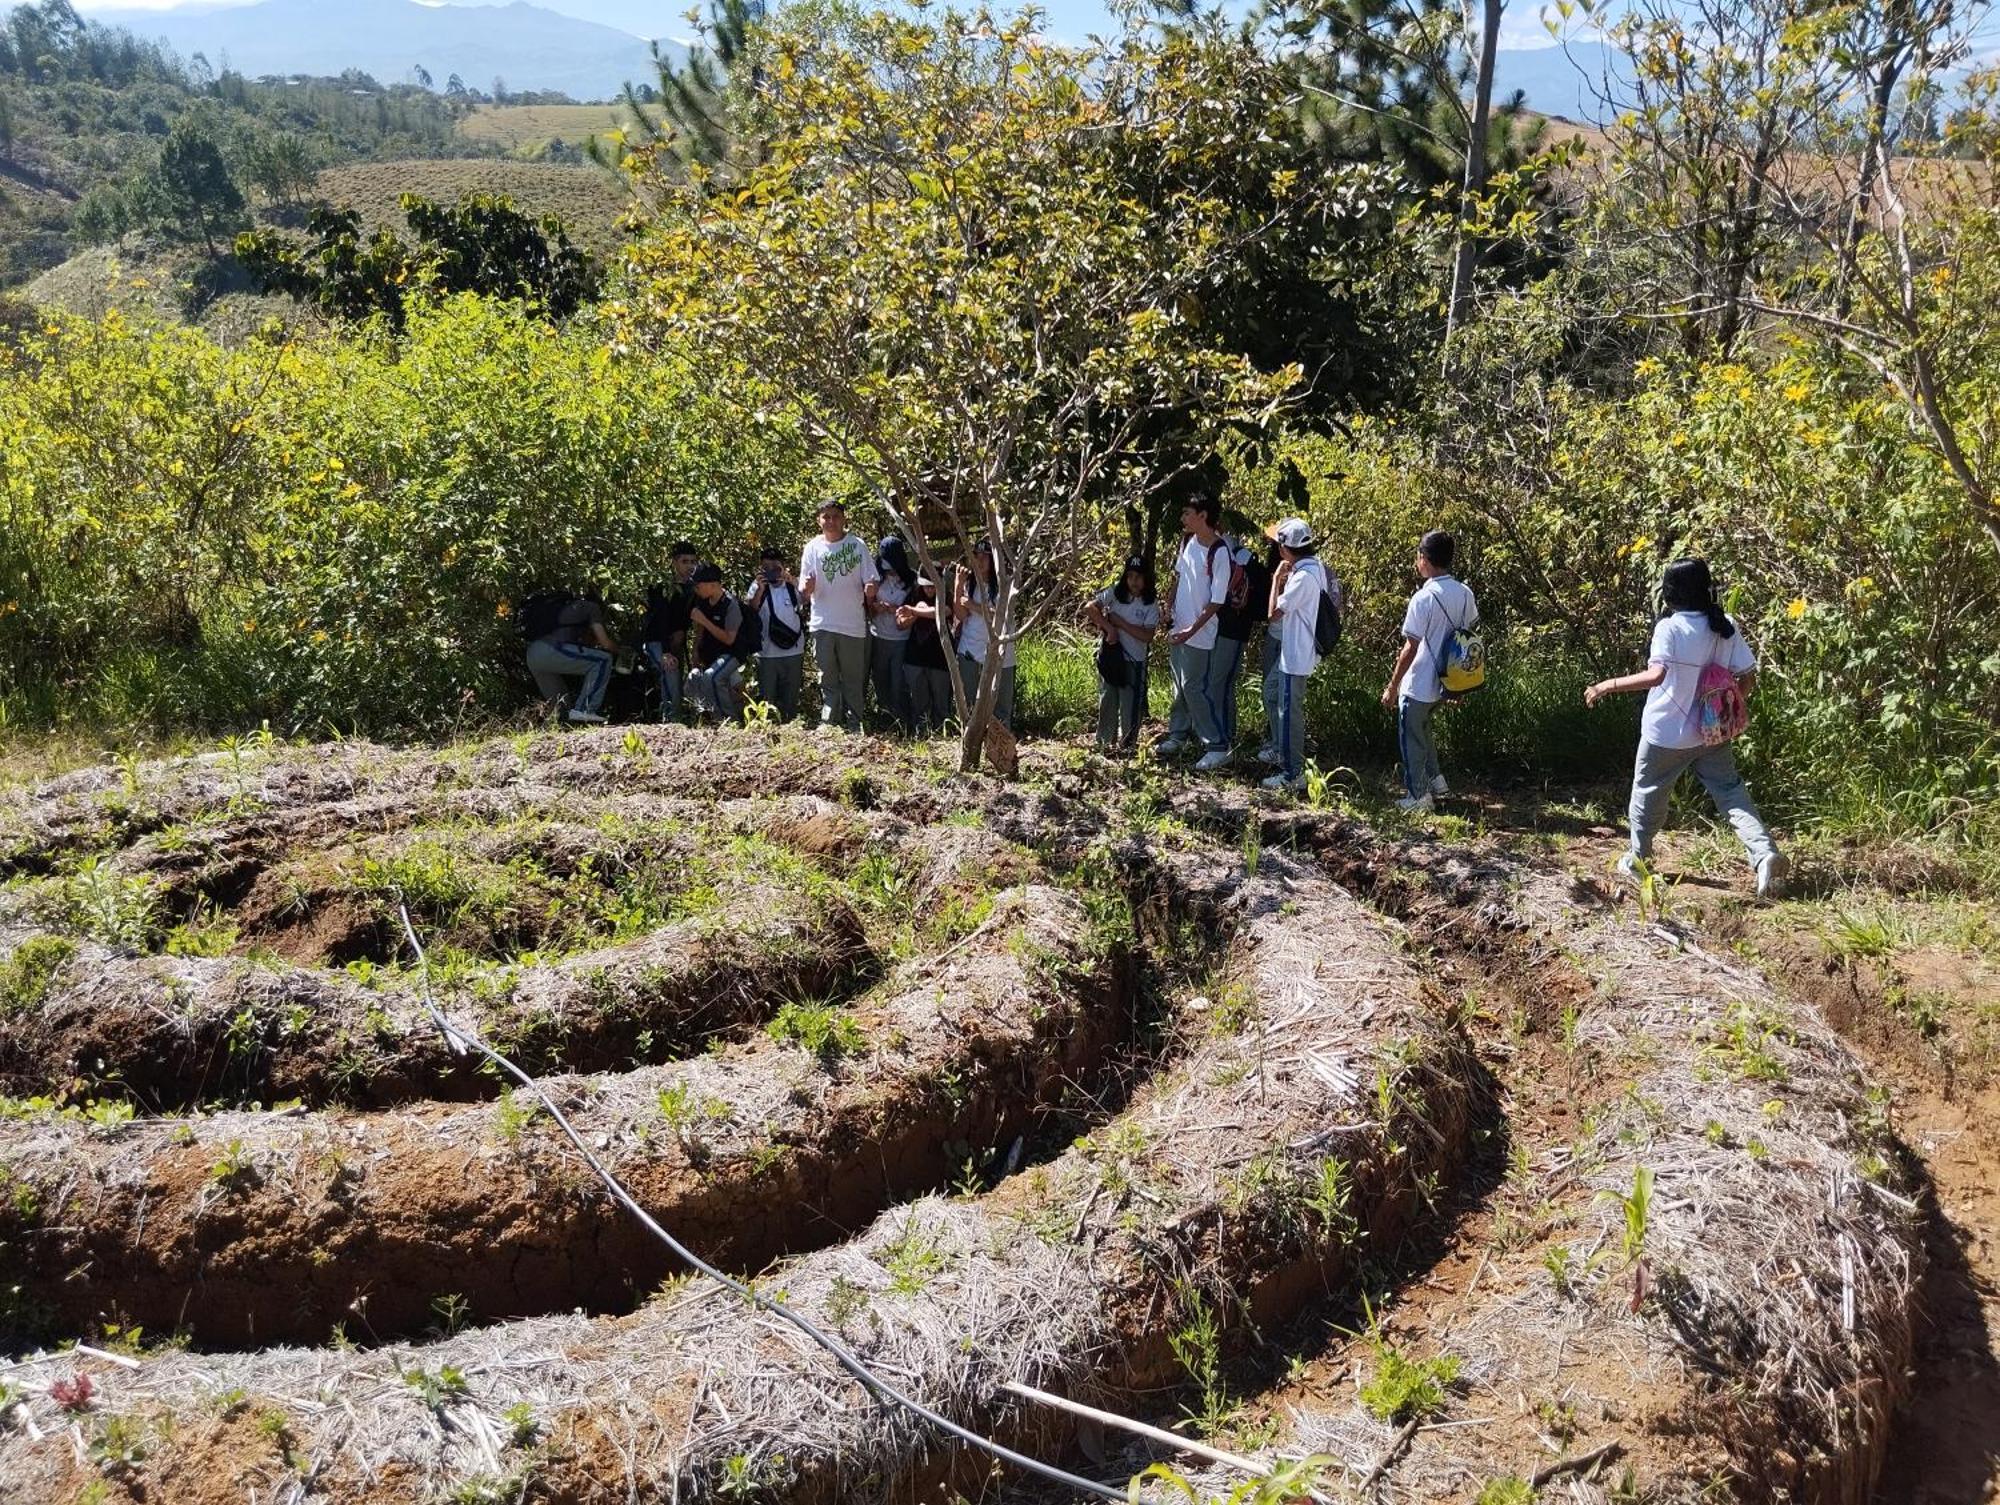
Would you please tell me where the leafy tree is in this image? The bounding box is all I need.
[154,113,245,255]
[246,130,318,208]
[237,192,600,329]
[597,0,763,183]
[623,6,1307,770]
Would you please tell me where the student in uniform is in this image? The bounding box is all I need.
[639,543,700,722]
[896,572,955,735]
[1381,530,1477,812]
[799,501,879,733]
[744,546,807,722]
[1262,519,1332,792]
[955,539,1016,729]
[1086,557,1158,754]
[686,564,748,725]
[1585,556,1788,898]
[868,537,919,735]
[1162,497,1233,771]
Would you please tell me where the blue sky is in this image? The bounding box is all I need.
[70,0,1579,50]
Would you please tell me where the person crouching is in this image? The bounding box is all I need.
[687,565,748,725]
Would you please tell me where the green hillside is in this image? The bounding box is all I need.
[0,0,482,287]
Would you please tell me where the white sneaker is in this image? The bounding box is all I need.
[1616,851,1641,882]
[1430,775,1449,797]
[1260,773,1304,792]
[1194,749,1231,773]
[1255,745,1282,766]
[1394,792,1434,814]
[566,708,607,725]
[1157,737,1189,756]
[1755,851,1789,900]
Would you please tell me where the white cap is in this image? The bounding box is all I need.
[1269,516,1315,549]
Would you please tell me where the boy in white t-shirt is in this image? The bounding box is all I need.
[799,500,878,733]
[1260,517,1332,792]
[1585,557,1787,898]
[1381,530,1477,812]
[1162,496,1235,770]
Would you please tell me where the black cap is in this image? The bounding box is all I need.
[692,563,723,584]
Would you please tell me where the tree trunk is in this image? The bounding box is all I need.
[1445,0,1503,346]
[1838,57,1904,320]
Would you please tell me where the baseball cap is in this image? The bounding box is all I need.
[1267,517,1315,549]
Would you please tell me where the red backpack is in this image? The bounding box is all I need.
[1694,646,1749,745]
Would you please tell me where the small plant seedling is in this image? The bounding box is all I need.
[1358,1344,1462,1424]
[1599,1165,1654,1267]
[502,1400,539,1446]
[430,1291,472,1336]
[766,1000,866,1059]
[403,1364,470,1410]
[208,1139,256,1190]
[1474,1477,1536,1505]
[493,1088,537,1142]
[1167,1286,1232,1437]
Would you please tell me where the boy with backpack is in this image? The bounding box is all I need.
[1213,523,1269,753]
[1584,556,1787,898]
[1382,530,1478,813]
[1162,496,1235,771]
[521,586,619,725]
[744,546,806,722]
[686,564,755,725]
[1261,518,1337,793]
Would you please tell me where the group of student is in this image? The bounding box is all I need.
[523,495,1788,898]
[522,500,1010,738]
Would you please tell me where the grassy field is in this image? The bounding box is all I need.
[316,160,633,255]
[457,103,628,152]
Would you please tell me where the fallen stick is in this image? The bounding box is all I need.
[1531,1440,1621,1487]
[1356,1416,1422,1492]
[1000,1380,1272,1481]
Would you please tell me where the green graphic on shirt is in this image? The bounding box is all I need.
[819,539,863,581]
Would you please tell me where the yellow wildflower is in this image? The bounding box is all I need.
[1786,598,1808,620]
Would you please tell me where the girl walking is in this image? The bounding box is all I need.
[1086,558,1158,754]
[1585,557,1788,898]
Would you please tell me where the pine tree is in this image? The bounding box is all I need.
[595,0,762,176]
[155,115,245,256]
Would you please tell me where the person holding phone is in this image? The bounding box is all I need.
[745,546,806,722]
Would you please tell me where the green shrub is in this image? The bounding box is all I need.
[0,936,77,1015]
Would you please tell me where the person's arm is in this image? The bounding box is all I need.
[691,605,738,649]
[798,546,817,603]
[1584,663,1667,707]
[590,621,619,653]
[1268,559,1294,622]
[1117,608,1157,645]
[744,578,768,611]
[1381,637,1419,708]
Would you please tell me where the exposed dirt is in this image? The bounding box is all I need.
[0,731,1949,1505]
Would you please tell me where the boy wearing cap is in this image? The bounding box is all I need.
[1263,518,1331,792]
[744,547,806,722]
[686,564,748,724]
[1163,496,1234,771]
[799,501,878,733]
[1382,530,1477,812]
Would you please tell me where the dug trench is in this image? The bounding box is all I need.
[0,789,998,1110]
[0,879,1150,1349]
[0,838,1479,1505]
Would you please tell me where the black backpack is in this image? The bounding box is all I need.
[731,594,762,657]
[518,590,574,643]
[1312,572,1344,654]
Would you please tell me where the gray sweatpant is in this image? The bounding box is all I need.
[1097,663,1144,750]
[871,636,912,733]
[1628,740,1778,866]
[957,654,1015,730]
[688,656,744,722]
[1167,642,1227,752]
[757,653,804,723]
[1274,670,1310,780]
[526,639,612,715]
[1398,696,1442,797]
[815,631,868,732]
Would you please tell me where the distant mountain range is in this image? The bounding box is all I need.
[85,0,1628,119]
[91,0,682,101]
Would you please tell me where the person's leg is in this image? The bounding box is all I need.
[1179,645,1220,750]
[879,639,910,733]
[994,664,1017,730]
[904,665,933,735]
[930,667,956,729]
[642,642,680,720]
[841,633,870,730]
[525,642,576,706]
[1627,741,1699,860]
[814,634,841,728]
[1097,674,1119,749]
[554,644,612,715]
[717,660,745,725]
[1165,644,1194,744]
[779,655,804,722]
[1397,697,1437,799]
[1120,677,1143,749]
[686,665,712,718]
[1214,637,1244,746]
[757,654,781,718]
[1690,746,1779,867]
[1283,672,1309,779]
[1259,634,1283,755]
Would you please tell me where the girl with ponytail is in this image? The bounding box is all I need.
[1584,557,1789,898]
